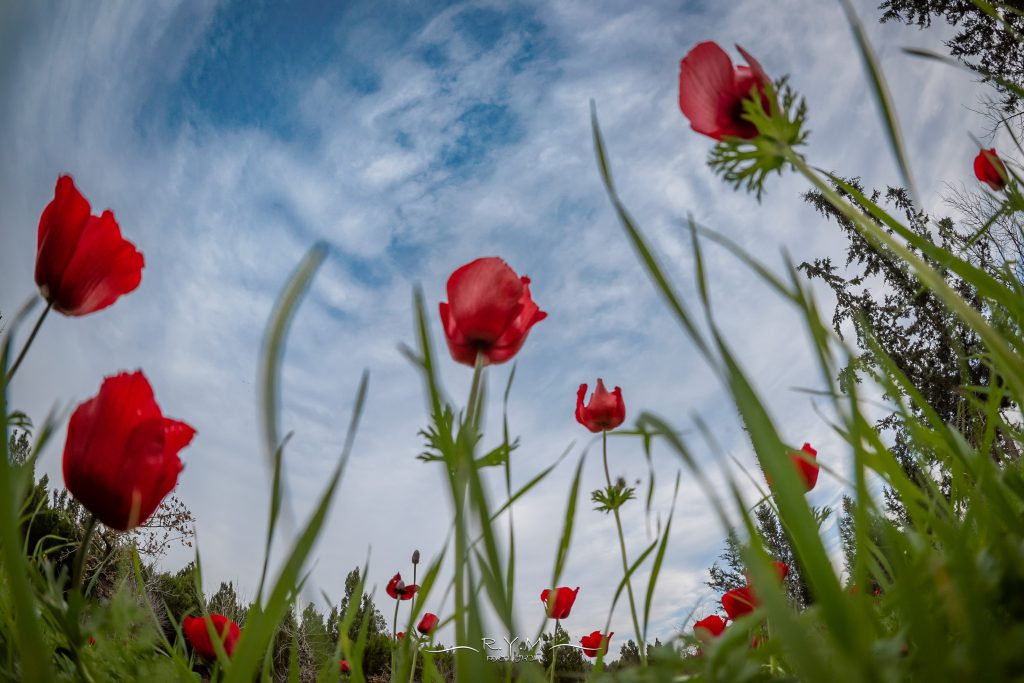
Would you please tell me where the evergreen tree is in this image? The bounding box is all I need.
[879,0,1024,113]
[800,182,1018,523]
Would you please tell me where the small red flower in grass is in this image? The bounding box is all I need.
[580,630,613,658]
[693,615,727,641]
[439,257,547,366]
[791,443,820,492]
[540,586,579,619]
[975,149,1008,191]
[722,586,756,620]
[575,379,625,432]
[396,631,405,640]
[183,614,240,660]
[386,573,419,600]
[35,175,144,316]
[62,371,194,531]
[340,659,350,673]
[773,561,789,581]
[418,612,439,635]
[678,42,771,141]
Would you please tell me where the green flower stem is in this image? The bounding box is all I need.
[603,430,646,666]
[392,596,401,679]
[6,301,52,383]
[453,352,485,678]
[548,619,559,683]
[409,563,417,632]
[71,514,98,595]
[408,644,419,683]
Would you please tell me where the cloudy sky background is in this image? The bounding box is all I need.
[0,0,998,652]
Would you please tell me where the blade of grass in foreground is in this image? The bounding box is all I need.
[0,300,55,682]
[227,242,368,682]
[838,0,919,204]
[256,243,328,603]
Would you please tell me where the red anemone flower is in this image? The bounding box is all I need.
[722,586,757,620]
[575,379,626,433]
[693,615,727,641]
[974,149,1008,191]
[439,257,547,366]
[340,659,351,673]
[62,371,194,531]
[580,630,613,658]
[540,586,579,619]
[678,42,771,141]
[386,573,419,601]
[35,175,144,316]
[183,614,240,660]
[417,612,439,635]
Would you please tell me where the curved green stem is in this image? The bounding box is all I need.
[603,431,646,665]
[71,514,98,595]
[548,619,560,683]
[6,301,52,383]
[454,352,485,678]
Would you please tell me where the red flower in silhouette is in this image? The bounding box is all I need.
[62,371,194,531]
[183,614,240,660]
[722,586,756,620]
[575,379,626,432]
[580,630,613,658]
[35,175,144,316]
[439,257,547,366]
[417,613,439,635]
[693,615,727,641]
[540,586,579,619]
[974,149,1008,191]
[386,573,419,601]
[678,42,771,141]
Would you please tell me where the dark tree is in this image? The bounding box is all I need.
[800,182,1018,522]
[879,0,1024,112]
[706,504,827,611]
[539,623,588,680]
[331,567,387,642]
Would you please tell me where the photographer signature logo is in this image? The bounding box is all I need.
[426,637,586,662]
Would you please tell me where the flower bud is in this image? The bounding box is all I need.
[412,549,420,565]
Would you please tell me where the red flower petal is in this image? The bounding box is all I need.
[35,175,91,299]
[439,258,546,366]
[580,630,612,658]
[62,371,191,530]
[791,442,819,492]
[417,612,439,635]
[447,258,524,344]
[974,149,1008,191]
[34,177,144,316]
[183,614,240,660]
[693,615,727,640]
[678,42,770,140]
[722,586,757,620]
[540,586,579,619]
[575,379,626,432]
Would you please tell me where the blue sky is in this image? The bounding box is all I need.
[0,0,998,652]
